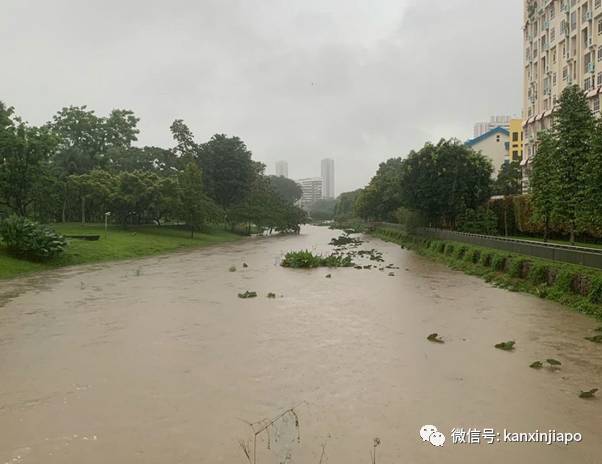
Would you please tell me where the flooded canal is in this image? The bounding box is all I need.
[0,225,601,463]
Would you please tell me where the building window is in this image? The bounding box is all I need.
[594,97,601,113]
[496,135,501,142]
[513,132,519,142]
[563,66,568,80]
[598,72,602,86]
[596,0,602,9]
[585,76,592,90]
[599,19,602,35]
[598,47,602,61]
[512,150,519,161]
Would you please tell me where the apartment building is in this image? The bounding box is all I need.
[296,177,323,207]
[474,115,512,137]
[320,158,335,199]
[275,160,288,178]
[509,118,524,162]
[522,0,602,190]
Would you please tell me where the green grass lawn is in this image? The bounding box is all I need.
[0,223,243,280]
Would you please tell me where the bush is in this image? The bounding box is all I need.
[589,275,602,304]
[509,258,529,278]
[0,215,67,261]
[554,267,576,293]
[528,262,549,285]
[491,253,507,271]
[456,208,498,235]
[470,249,481,264]
[480,251,494,267]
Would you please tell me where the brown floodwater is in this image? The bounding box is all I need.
[0,225,601,463]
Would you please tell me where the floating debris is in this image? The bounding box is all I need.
[579,388,598,399]
[585,335,602,344]
[388,272,395,276]
[546,359,562,366]
[427,333,444,343]
[325,274,332,279]
[238,291,257,299]
[267,292,276,299]
[229,266,236,272]
[530,361,543,369]
[242,263,249,268]
[494,341,516,351]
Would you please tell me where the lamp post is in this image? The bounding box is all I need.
[105,212,111,239]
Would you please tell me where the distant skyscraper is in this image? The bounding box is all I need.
[275,161,288,178]
[473,115,511,138]
[320,158,335,199]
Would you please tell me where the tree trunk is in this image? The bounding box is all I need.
[81,197,86,225]
[543,216,549,243]
[62,197,67,223]
[190,225,195,239]
[569,222,575,246]
[503,205,508,237]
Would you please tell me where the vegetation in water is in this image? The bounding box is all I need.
[267,292,276,298]
[280,250,354,268]
[579,388,598,399]
[427,333,444,343]
[530,361,543,369]
[494,341,515,351]
[238,291,257,299]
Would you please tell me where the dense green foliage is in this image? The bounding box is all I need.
[355,139,492,227]
[0,101,306,246]
[530,85,602,244]
[0,215,66,260]
[281,250,354,268]
[334,189,362,221]
[308,198,336,220]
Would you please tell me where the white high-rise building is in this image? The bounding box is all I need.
[473,115,512,138]
[320,158,335,199]
[296,177,323,207]
[275,160,288,178]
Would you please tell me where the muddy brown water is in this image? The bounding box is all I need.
[0,225,601,463]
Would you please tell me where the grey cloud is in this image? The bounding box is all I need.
[1,0,522,193]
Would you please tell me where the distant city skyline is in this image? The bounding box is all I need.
[321,158,335,199]
[275,160,288,178]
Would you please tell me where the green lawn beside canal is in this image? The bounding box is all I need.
[0,223,242,280]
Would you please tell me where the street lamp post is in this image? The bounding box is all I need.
[105,212,111,239]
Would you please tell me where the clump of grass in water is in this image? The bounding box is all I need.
[494,340,515,351]
[329,233,363,247]
[579,388,598,399]
[427,333,444,343]
[281,250,354,268]
[267,292,276,299]
[238,291,257,299]
[229,266,237,272]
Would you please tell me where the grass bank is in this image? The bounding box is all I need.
[0,223,242,280]
[372,227,602,320]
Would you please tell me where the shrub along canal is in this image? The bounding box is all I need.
[0,225,600,463]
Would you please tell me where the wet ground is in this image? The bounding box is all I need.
[0,225,601,463]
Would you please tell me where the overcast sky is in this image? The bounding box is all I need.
[2,0,523,194]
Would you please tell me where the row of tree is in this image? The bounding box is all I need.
[0,102,307,236]
[351,139,496,228]
[531,85,602,244]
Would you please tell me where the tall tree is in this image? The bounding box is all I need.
[399,139,492,228]
[530,130,557,242]
[0,102,57,215]
[551,85,594,244]
[198,134,261,211]
[494,160,522,236]
[177,162,219,238]
[268,175,302,204]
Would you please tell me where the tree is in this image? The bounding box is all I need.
[0,102,57,216]
[307,198,336,220]
[170,119,198,164]
[399,139,492,228]
[354,158,404,221]
[268,175,302,204]
[334,189,362,221]
[493,161,522,236]
[530,130,557,242]
[550,85,594,244]
[197,134,261,211]
[177,162,219,238]
[584,117,602,228]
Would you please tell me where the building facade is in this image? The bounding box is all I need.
[509,118,524,162]
[296,177,323,207]
[320,158,335,199]
[522,0,602,190]
[473,115,512,137]
[275,160,288,178]
[466,127,511,176]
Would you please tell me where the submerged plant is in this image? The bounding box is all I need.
[494,341,516,351]
[530,361,543,369]
[427,333,444,343]
[585,335,602,343]
[579,388,598,399]
[267,292,276,299]
[238,291,258,299]
[229,266,237,272]
[546,358,562,366]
